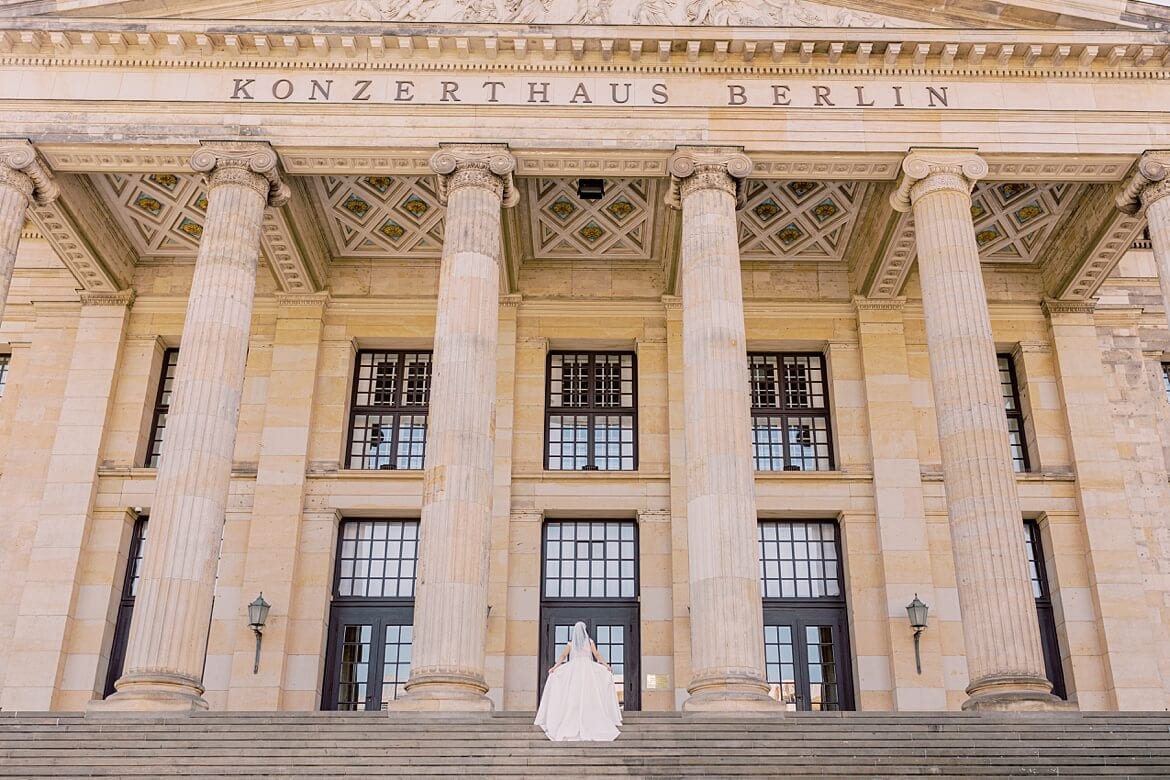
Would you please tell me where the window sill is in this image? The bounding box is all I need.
[919,468,1075,483]
[308,468,426,480]
[515,470,669,481]
[753,469,873,481]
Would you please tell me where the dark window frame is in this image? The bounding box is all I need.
[144,348,179,468]
[749,352,835,472]
[758,519,854,712]
[345,350,433,471]
[543,351,638,472]
[104,515,148,697]
[0,352,10,398]
[322,519,419,711]
[1024,520,1067,699]
[998,353,1031,473]
[538,520,641,711]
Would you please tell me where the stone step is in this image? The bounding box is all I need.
[2,712,1168,778]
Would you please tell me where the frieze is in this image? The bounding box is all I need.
[281,0,928,27]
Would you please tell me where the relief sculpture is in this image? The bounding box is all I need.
[285,0,926,26]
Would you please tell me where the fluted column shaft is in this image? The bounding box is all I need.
[667,148,773,711]
[398,145,516,711]
[0,141,58,323]
[101,142,288,712]
[1118,152,1170,333]
[892,150,1055,711]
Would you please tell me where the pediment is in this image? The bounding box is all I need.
[1,0,1146,29]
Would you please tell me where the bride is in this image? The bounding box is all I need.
[534,622,622,741]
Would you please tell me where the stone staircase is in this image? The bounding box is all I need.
[2,710,1170,778]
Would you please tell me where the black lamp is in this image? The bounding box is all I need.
[248,592,271,674]
[906,594,929,675]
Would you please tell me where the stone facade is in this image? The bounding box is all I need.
[1,0,1170,715]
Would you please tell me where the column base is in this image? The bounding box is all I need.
[88,674,208,716]
[684,675,780,713]
[389,673,494,713]
[962,675,1073,712]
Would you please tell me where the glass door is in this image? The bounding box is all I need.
[762,608,852,711]
[539,605,640,711]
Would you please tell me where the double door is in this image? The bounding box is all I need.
[539,604,640,711]
[322,604,414,711]
[762,606,853,711]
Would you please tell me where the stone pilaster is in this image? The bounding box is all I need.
[96,142,288,713]
[0,141,58,323]
[1,291,133,711]
[1117,151,1170,332]
[393,144,516,712]
[853,297,946,710]
[1043,299,1166,709]
[892,149,1059,711]
[666,147,774,711]
[228,292,329,709]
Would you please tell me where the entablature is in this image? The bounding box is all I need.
[2,20,1170,74]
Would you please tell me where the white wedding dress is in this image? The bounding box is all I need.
[534,623,622,742]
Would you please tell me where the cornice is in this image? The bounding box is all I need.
[1,23,1169,77]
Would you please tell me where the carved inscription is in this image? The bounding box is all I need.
[226,76,954,108]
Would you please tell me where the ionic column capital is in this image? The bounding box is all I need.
[665,146,754,209]
[190,141,289,207]
[0,139,59,206]
[1116,151,1170,214]
[891,149,988,212]
[430,143,518,207]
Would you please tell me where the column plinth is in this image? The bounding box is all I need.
[391,144,516,713]
[0,141,57,324]
[667,147,775,712]
[92,142,287,714]
[892,150,1061,712]
[1118,151,1170,333]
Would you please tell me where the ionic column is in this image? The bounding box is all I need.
[1117,151,1170,332]
[98,142,288,712]
[394,144,517,712]
[0,141,58,323]
[666,147,774,711]
[891,150,1058,711]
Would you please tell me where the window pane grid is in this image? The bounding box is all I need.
[805,625,841,711]
[545,352,637,471]
[998,354,1030,473]
[749,353,833,472]
[380,624,413,707]
[145,348,179,468]
[759,521,841,600]
[126,518,148,600]
[336,520,419,599]
[336,624,372,710]
[0,353,9,398]
[348,351,432,470]
[1024,521,1048,600]
[764,624,797,708]
[543,521,637,600]
[1162,363,1170,402]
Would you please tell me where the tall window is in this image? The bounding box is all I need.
[323,520,419,710]
[0,353,9,398]
[104,516,148,697]
[1162,363,1170,402]
[759,520,853,711]
[1024,521,1067,699]
[144,348,179,468]
[540,520,640,710]
[749,353,833,472]
[347,351,432,470]
[545,352,637,471]
[998,353,1030,473]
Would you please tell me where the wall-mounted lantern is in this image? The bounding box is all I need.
[906,594,929,675]
[247,592,271,674]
